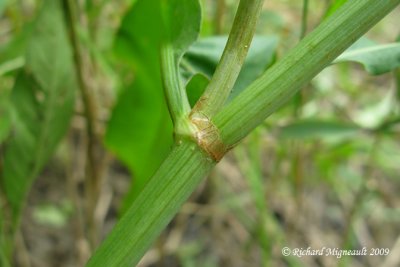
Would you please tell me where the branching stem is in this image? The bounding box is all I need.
[192,0,264,118]
[214,0,400,147]
[160,43,194,137]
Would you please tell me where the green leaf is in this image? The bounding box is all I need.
[278,120,361,141]
[186,73,209,107]
[0,24,32,75]
[0,91,11,144]
[159,0,201,125]
[0,57,25,76]
[333,38,400,75]
[161,0,201,58]
[182,36,278,100]
[1,0,76,221]
[105,0,173,212]
[324,0,348,18]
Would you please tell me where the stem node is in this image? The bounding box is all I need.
[190,112,227,162]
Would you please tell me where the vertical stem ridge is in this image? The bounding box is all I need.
[62,0,101,248]
[160,43,192,129]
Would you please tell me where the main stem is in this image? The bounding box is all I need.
[86,140,215,266]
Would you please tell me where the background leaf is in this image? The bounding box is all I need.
[1,0,76,221]
[106,0,203,212]
[105,0,172,212]
[182,36,278,101]
[0,24,31,75]
[186,73,209,107]
[323,0,348,18]
[162,0,201,58]
[334,38,400,75]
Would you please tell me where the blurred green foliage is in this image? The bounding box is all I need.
[1,0,76,223]
[105,0,174,212]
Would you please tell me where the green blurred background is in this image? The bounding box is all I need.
[0,0,400,266]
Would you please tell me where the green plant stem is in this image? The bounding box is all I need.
[0,195,11,267]
[160,43,193,133]
[338,137,380,267]
[62,0,97,144]
[293,0,310,116]
[235,133,271,266]
[395,68,400,104]
[293,0,310,200]
[86,140,215,267]
[395,33,400,105]
[300,0,309,39]
[214,0,226,34]
[62,0,101,248]
[214,0,400,147]
[192,0,264,118]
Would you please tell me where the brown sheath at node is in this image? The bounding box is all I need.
[190,112,227,162]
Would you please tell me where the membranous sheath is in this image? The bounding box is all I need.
[190,111,227,162]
